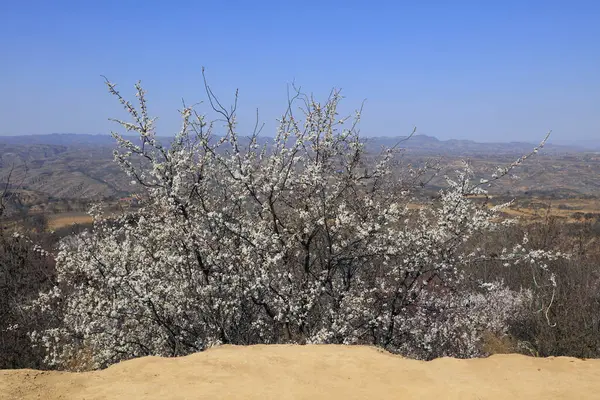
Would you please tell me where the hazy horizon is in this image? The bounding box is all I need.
[1,1,598,145]
[0,132,596,150]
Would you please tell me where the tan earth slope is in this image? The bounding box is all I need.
[2,345,600,400]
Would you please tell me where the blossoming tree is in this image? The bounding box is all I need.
[32,74,563,369]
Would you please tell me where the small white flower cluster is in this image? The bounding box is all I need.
[31,82,562,369]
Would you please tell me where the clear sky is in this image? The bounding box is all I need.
[1,0,598,144]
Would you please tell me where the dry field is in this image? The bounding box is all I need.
[37,196,600,233]
[47,212,94,229]
[1,345,599,400]
[502,198,600,222]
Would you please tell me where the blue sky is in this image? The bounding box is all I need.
[1,1,598,144]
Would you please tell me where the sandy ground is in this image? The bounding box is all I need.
[2,345,600,400]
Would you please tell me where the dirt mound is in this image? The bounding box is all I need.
[1,345,599,399]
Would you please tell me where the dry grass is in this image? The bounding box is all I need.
[62,345,96,372]
[481,331,520,355]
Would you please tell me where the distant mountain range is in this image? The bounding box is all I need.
[0,133,594,155]
[362,135,594,155]
[1,133,599,208]
[0,134,120,147]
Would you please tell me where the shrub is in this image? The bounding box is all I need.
[0,224,55,369]
[475,218,600,358]
[31,77,561,369]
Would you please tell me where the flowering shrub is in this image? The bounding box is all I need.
[31,78,564,369]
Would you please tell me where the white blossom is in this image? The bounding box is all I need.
[31,81,562,369]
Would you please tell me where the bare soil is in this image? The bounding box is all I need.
[1,345,599,399]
